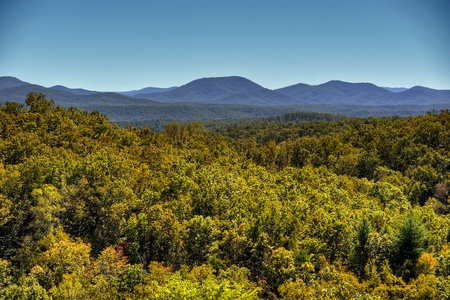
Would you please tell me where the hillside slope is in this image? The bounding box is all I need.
[1,76,450,124]
[276,80,450,105]
[0,76,30,89]
[144,76,299,106]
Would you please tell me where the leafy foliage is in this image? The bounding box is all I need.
[1,93,450,299]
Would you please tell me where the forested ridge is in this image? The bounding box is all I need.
[1,93,450,299]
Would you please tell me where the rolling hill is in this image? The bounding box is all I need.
[0,77,297,124]
[50,85,100,96]
[118,86,177,97]
[0,76,30,89]
[382,86,450,105]
[138,76,301,106]
[136,77,450,107]
[1,76,449,125]
[0,83,153,107]
[274,80,450,105]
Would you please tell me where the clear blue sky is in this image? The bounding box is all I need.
[1,0,449,91]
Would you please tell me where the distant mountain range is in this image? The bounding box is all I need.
[51,85,100,96]
[118,86,177,97]
[135,76,299,106]
[128,76,450,106]
[382,87,408,93]
[1,75,449,126]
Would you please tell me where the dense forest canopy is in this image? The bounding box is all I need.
[1,93,450,299]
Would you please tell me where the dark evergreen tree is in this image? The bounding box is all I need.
[392,212,428,281]
[350,217,372,278]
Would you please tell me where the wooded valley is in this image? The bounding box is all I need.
[1,93,450,299]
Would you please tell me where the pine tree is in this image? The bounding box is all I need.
[350,217,371,278]
[392,212,428,281]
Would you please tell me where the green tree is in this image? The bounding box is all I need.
[0,276,51,300]
[0,194,12,228]
[0,259,12,289]
[29,185,64,239]
[117,264,147,297]
[350,217,372,278]
[49,273,87,300]
[32,230,91,289]
[263,247,297,288]
[392,212,428,281]
[186,215,219,264]
[25,93,55,114]
[408,165,439,205]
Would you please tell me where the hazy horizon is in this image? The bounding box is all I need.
[1,74,440,92]
[1,0,449,91]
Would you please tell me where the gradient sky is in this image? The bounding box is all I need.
[1,0,449,91]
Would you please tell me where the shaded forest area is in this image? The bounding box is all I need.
[1,93,450,299]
